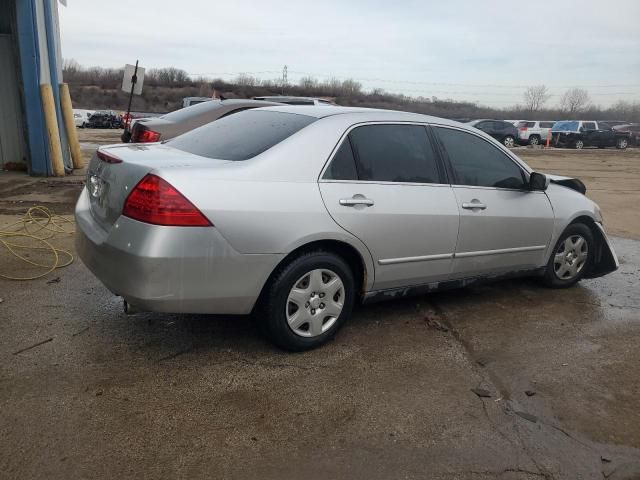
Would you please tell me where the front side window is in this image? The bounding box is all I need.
[434,127,526,189]
[348,124,441,183]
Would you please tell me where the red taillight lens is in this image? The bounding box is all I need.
[97,149,122,164]
[123,174,211,227]
[137,129,161,143]
[518,127,527,132]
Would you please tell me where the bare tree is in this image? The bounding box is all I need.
[560,88,590,114]
[523,85,550,112]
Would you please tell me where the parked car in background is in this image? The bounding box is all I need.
[552,121,631,149]
[76,106,618,351]
[613,124,640,146]
[467,119,518,147]
[86,111,123,129]
[253,96,336,106]
[124,99,283,143]
[73,109,93,128]
[516,120,556,145]
[182,97,213,108]
[505,120,525,126]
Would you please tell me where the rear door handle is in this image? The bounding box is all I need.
[462,201,487,210]
[339,197,374,207]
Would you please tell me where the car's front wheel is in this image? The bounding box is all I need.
[543,223,594,288]
[261,251,355,351]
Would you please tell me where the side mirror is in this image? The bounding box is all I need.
[529,172,549,191]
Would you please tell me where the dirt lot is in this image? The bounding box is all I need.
[1,130,640,479]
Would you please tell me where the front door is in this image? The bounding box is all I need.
[432,126,555,277]
[319,123,460,291]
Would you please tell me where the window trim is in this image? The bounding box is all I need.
[430,124,533,192]
[318,121,449,186]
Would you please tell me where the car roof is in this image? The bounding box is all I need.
[254,105,464,126]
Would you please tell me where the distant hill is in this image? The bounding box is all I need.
[63,62,640,122]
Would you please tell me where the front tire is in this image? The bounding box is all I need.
[543,224,594,288]
[260,251,355,351]
[503,135,515,148]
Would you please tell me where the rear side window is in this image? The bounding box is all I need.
[349,124,441,183]
[167,110,316,160]
[524,121,535,128]
[434,127,525,189]
[539,121,555,128]
[323,140,358,180]
[583,122,596,130]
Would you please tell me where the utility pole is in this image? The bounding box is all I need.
[282,65,288,95]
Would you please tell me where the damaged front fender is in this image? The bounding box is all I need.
[586,223,620,278]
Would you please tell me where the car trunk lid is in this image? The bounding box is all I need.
[86,143,230,231]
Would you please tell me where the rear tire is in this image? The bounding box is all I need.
[543,223,594,288]
[503,135,515,148]
[616,138,628,150]
[574,139,584,149]
[529,135,540,146]
[260,251,355,351]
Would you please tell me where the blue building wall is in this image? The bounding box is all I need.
[15,0,51,176]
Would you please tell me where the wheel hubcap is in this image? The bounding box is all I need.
[553,235,588,280]
[504,137,514,147]
[286,269,345,337]
[530,137,539,145]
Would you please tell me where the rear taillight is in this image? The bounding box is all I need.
[518,127,527,132]
[123,174,211,227]
[132,125,161,143]
[97,149,122,164]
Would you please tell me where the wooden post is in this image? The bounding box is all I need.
[40,84,65,176]
[59,83,83,169]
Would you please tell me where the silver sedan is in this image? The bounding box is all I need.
[76,106,618,350]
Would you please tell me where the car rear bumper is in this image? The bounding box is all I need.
[75,188,283,314]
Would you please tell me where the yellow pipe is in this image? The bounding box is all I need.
[40,84,65,177]
[59,83,84,169]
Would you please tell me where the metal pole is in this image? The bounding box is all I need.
[125,60,138,131]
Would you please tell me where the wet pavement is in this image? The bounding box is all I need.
[1,233,639,479]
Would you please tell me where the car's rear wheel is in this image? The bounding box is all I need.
[543,223,594,288]
[503,135,515,148]
[616,138,628,150]
[574,139,584,149]
[261,251,355,351]
[529,135,540,146]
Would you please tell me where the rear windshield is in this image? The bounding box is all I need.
[167,110,316,161]
[553,121,579,131]
[161,101,222,122]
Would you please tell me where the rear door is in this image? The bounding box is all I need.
[319,123,459,291]
[582,121,597,145]
[432,126,555,277]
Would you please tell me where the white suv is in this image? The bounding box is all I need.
[517,120,556,145]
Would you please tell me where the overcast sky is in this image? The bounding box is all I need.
[59,0,640,108]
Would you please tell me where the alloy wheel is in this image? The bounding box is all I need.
[553,235,588,280]
[575,140,584,149]
[286,269,345,337]
[529,136,539,145]
[503,136,515,148]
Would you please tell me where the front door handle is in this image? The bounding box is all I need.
[462,201,487,210]
[339,196,374,207]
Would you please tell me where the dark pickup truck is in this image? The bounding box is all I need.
[552,121,631,149]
